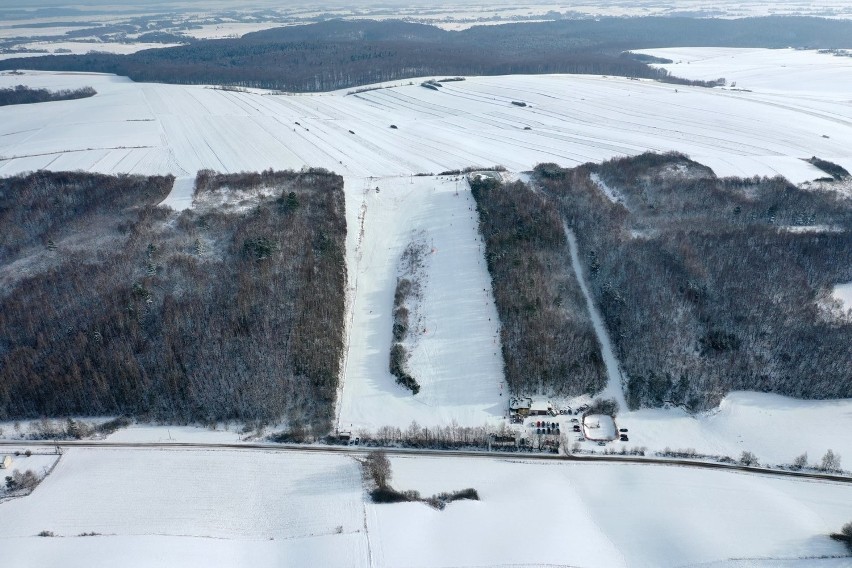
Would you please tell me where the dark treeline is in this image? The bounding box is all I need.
[4,17,851,92]
[0,85,95,106]
[0,169,346,432]
[471,175,606,397]
[535,153,852,410]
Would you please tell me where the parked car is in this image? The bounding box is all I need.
[598,441,606,446]
[570,418,579,423]
[620,435,629,442]
[619,428,628,433]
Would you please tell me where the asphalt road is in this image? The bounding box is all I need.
[1,439,850,484]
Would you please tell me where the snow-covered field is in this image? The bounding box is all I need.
[0,448,370,567]
[0,41,183,61]
[0,449,59,487]
[179,22,291,39]
[372,454,852,567]
[2,53,850,182]
[616,391,852,467]
[637,47,852,98]
[2,446,850,567]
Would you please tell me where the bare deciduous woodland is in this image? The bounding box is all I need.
[471,175,607,397]
[533,153,852,409]
[0,169,346,431]
[6,17,852,92]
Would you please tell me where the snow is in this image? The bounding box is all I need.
[0,39,851,567]
[0,42,183,61]
[371,454,852,567]
[590,171,625,204]
[159,176,195,211]
[337,176,506,430]
[2,534,368,568]
[4,445,849,567]
[781,224,843,233]
[618,391,852,466]
[106,424,243,444]
[565,226,628,410]
[2,60,850,183]
[583,413,618,441]
[0,449,58,483]
[832,282,852,310]
[636,47,852,98]
[180,23,291,39]
[0,447,370,567]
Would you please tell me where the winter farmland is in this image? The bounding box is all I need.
[2,47,852,431]
[2,46,852,566]
[1,447,851,567]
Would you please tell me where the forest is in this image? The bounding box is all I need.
[470,175,606,397]
[0,85,95,106]
[532,153,852,409]
[4,16,852,91]
[0,169,347,432]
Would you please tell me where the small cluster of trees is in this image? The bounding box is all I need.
[470,175,606,397]
[831,521,852,552]
[366,421,496,450]
[0,169,347,432]
[807,449,843,473]
[535,152,852,410]
[362,450,479,509]
[4,470,39,493]
[0,85,96,106]
[21,417,131,440]
[388,240,428,395]
[807,156,850,181]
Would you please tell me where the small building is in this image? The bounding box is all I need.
[1,455,11,469]
[509,396,532,417]
[529,397,555,416]
[490,434,517,449]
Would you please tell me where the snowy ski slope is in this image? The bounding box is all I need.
[337,175,505,430]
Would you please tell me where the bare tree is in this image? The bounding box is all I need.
[739,451,759,467]
[364,450,392,489]
[791,452,808,470]
[820,449,842,473]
